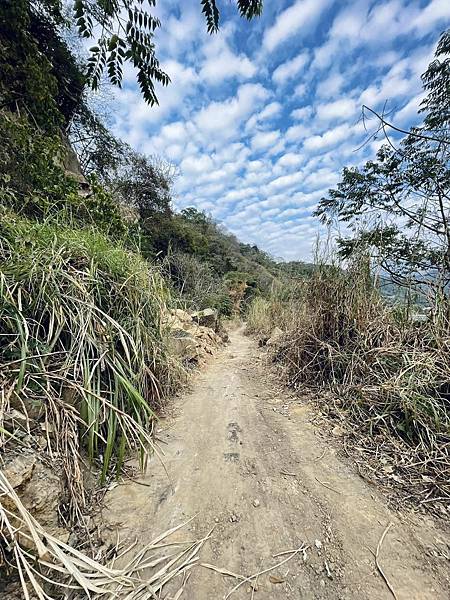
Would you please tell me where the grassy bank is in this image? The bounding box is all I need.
[0,209,180,517]
[248,258,450,513]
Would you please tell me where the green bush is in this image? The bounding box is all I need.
[0,111,78,216]
[0,111,128,238]
[0,210,179,516]
[162,251,233,315]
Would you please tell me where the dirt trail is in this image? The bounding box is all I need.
[102,326,449,599]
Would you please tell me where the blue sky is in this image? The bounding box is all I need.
[111,0,450,261]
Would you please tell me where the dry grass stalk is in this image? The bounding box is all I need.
[0,470,208,599]
[202,543,308,599]
[375,523,398,600]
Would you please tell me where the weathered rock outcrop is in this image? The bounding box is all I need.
[191,308,218,329]
[1,451,68,543]
[164,308,225,365]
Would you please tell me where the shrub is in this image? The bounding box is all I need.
[0,210,179,518]
[246,279,305,336]
[162,251,233,315]
[0,111,128,239]
[0,111,78,217]
[273,255,450,509]
[246,297,273,334]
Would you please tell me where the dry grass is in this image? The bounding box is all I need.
[264,258,450,513]
[0,470,209,599]
[246,280,305,338]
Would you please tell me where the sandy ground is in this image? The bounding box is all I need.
[101,326,449,599]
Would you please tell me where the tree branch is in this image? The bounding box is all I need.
[362,105,450,146]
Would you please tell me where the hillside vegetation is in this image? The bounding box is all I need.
[0,0,304,484]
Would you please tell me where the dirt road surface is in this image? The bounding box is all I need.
[102,326,449,599]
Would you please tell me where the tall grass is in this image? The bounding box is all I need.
[246,280,305,337]
[249,256,450,509]
[0,209,179,518]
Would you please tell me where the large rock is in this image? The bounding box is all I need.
[170,330,199,362]
[1,451,68,543]
[191,308,218,330]
[164,307,224,364]
[172,309,193,323]
[163,309,193,332]
[2,453,36,489]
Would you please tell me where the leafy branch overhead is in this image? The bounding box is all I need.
[74,0,264,104]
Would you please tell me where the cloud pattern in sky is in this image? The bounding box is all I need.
[111,0,450,261]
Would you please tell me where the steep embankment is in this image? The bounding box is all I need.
[101,326,449,599]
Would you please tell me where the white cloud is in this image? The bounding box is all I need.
[303,124,349,151]
[246,160,264,172]
[394,93,424,125]
[259,102,282,120]
[251,130,281,151]
[114,60,199,132]
[303,168,339,190]
[223,187,259,203]
[357,45,433,110]
[154,4,205,58]
[272,52,309,85]
[194,83,270,144]
[263,0,333,51]
[410,0,450,30]
[294,83,307,98]
[277,152,304,168]
[201,52,256,84]
[245,101,282,132]
[312,37,340,70]
[268,171,304,192]
[315,72,345,99]
[179,154,214,175]
[316,98,358,122]
[200,26,256,84]
[313,0,449,74]
[285,122,311,142]
[291,106,313,120]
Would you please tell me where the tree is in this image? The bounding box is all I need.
[420,30,450,133]
[69,103,128,179]
[316,30,450,294]
[73,0,263,104]
[0,0,85,130]
[114,150,175,217]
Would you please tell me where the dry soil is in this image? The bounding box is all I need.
[101,325,450,599]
